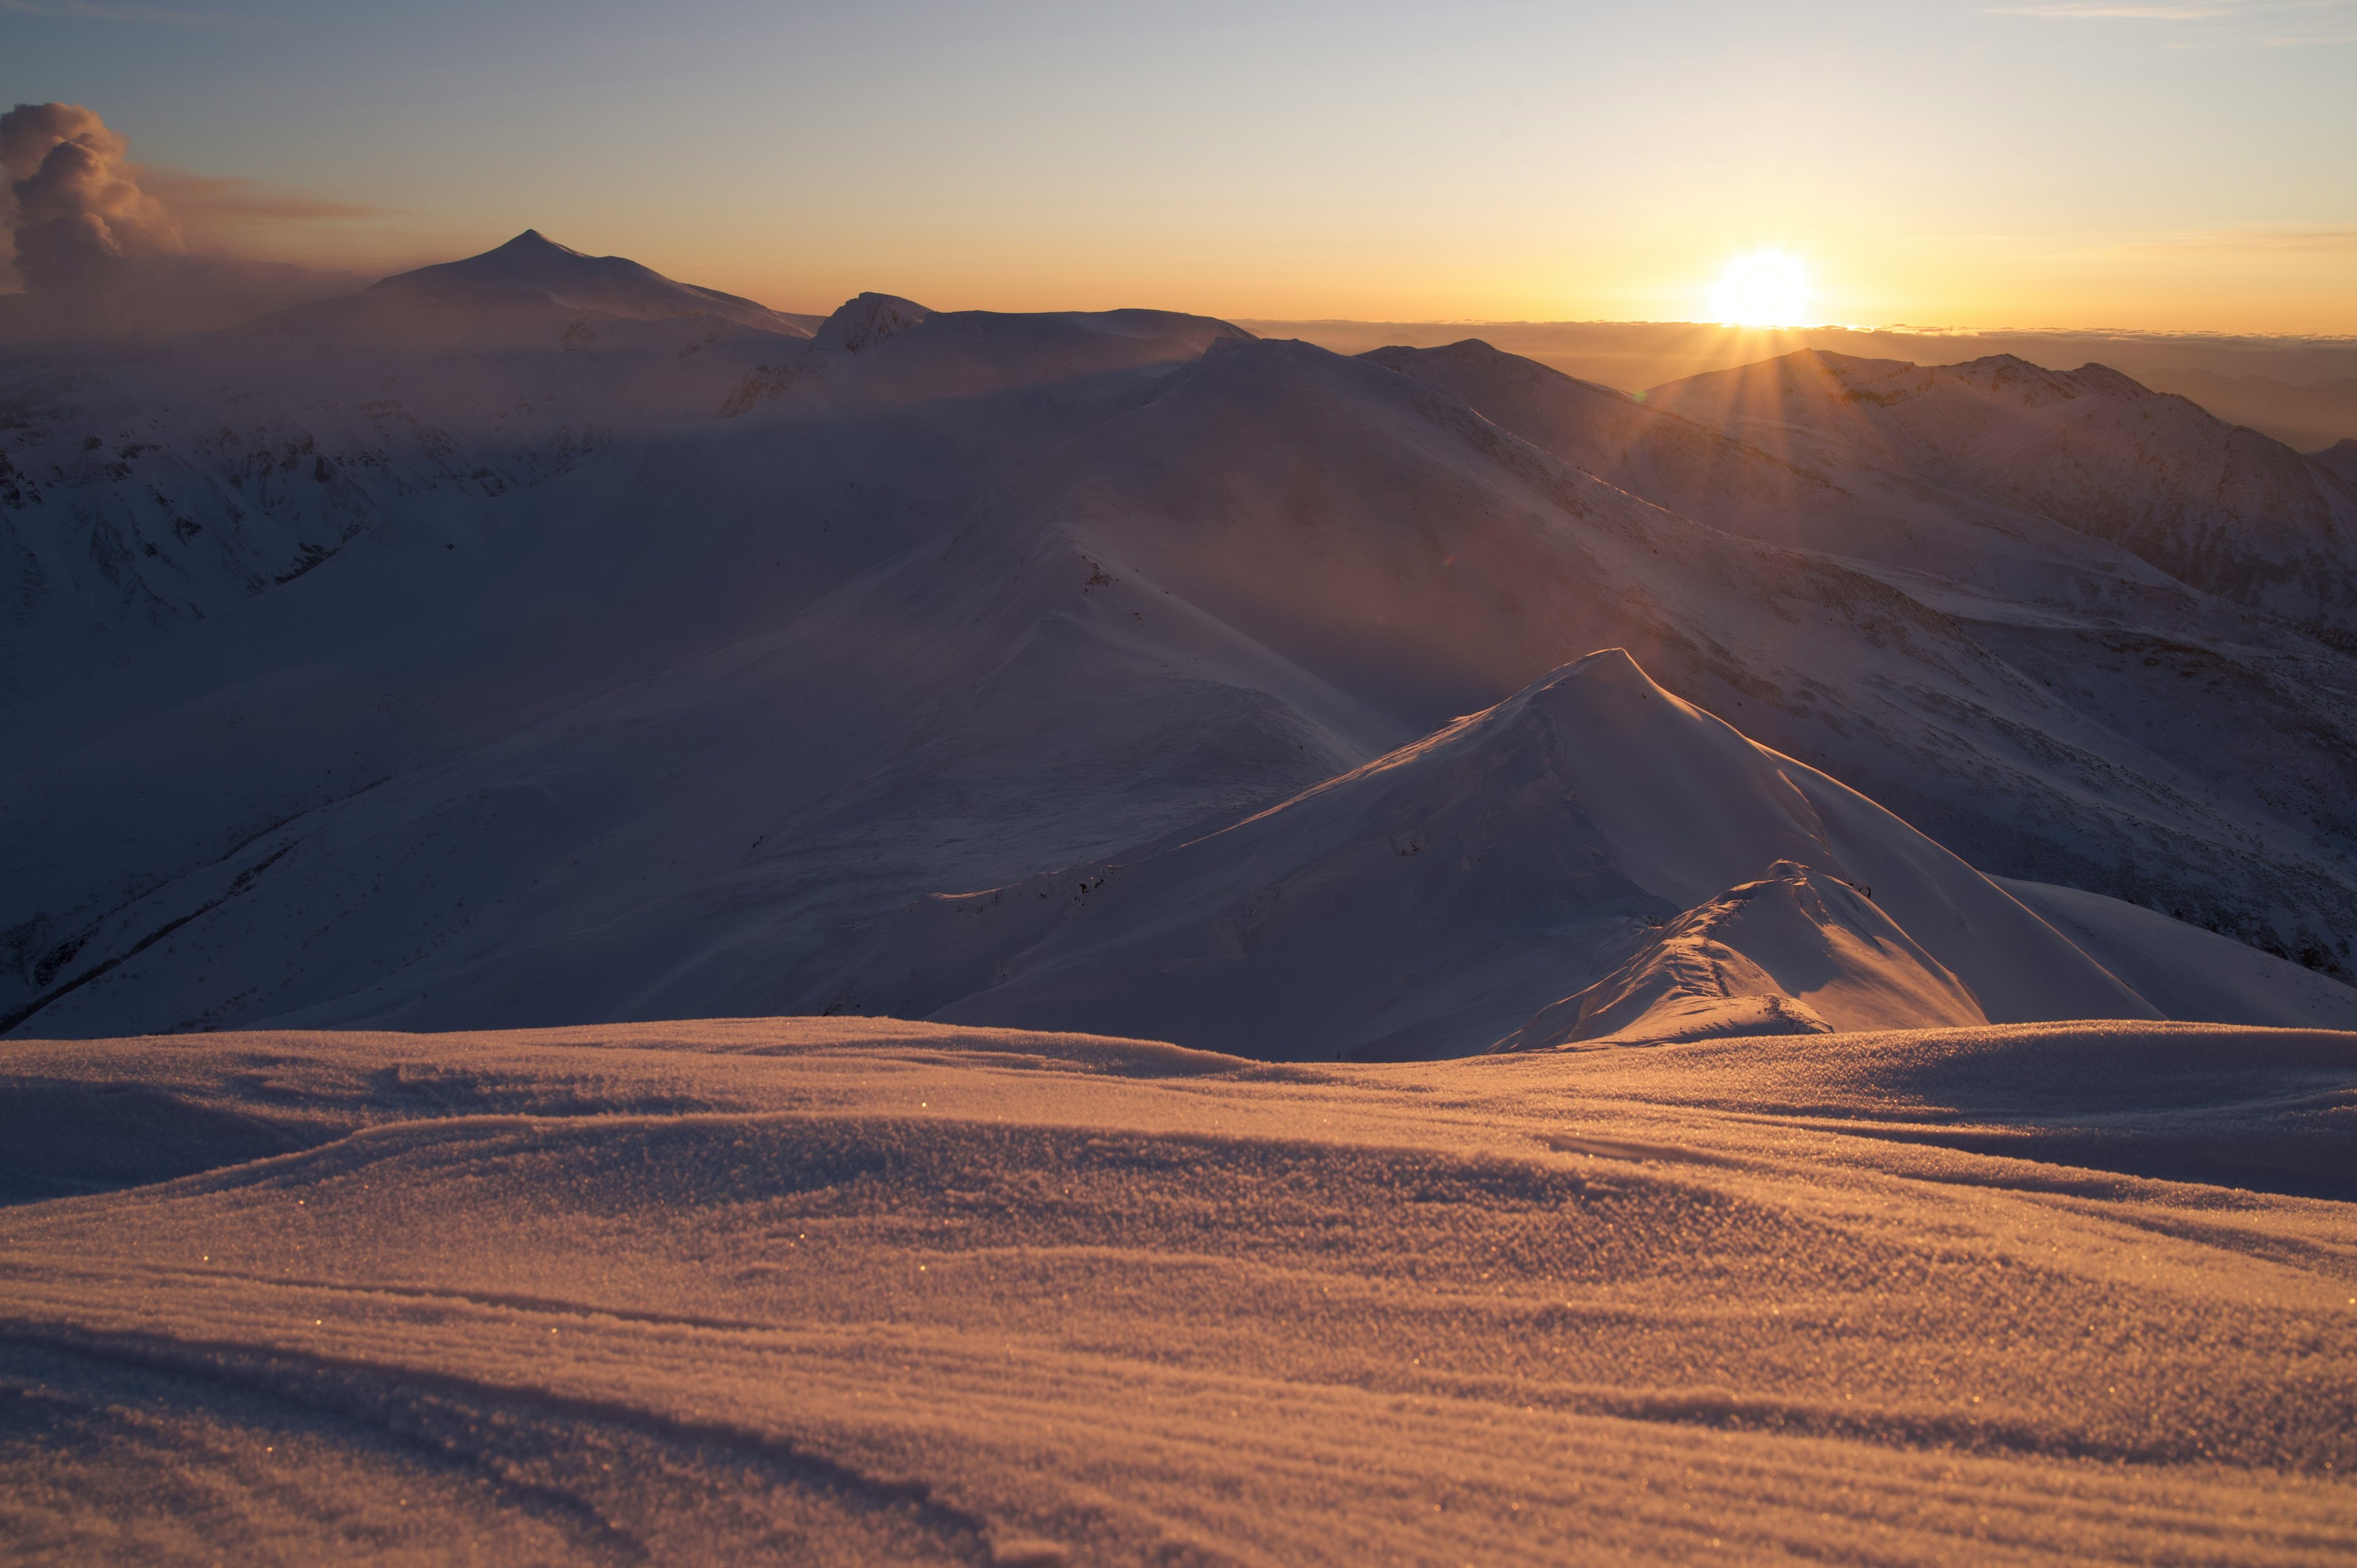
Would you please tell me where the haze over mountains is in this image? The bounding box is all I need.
[6,228,2357,1052]
[1255,317,2357,455]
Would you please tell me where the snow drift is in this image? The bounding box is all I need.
[3,1016,2353,1563]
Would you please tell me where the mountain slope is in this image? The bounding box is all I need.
[1040,337,2357,975]
[1512,861,1988,1048]
[1995,875,2357,1030]
[6,302,2356,1042]
[1360,338,1919,562]
[2314,439,2357,488]
[1363,338,2216,621]
[0,299,1313,1039]
[846,650,2152,1059]
[1646,349,2357,640]
[0,309,808,693]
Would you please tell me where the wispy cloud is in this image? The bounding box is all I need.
[2132,226,2357,254]
[1989,0,2357,36]
[1995,4,2236,15]
[142,174,396,225]
[0,0,222,23]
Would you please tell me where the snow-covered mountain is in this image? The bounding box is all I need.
[1644,348,2357,641]
[249,230,822,345]
[844,650,2154,1059]
[2315,438,2357,488]
[0,234,829,692]
[4,257,2356,1048]
[1364,339,2357,965]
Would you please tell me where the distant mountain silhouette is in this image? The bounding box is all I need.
[241,228,820,346]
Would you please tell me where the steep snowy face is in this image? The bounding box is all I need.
[1649,349,2357,637]
[852,650,2148,1059]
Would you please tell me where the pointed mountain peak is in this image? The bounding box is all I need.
[354,228,811,336]
[489,229,584,260]
[1503,647,1680,727]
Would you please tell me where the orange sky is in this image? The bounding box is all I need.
[12,0,2356,334]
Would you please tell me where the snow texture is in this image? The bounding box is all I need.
[1,1018,2352,1563]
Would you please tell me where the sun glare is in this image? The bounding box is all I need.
[1710,251,1812,328]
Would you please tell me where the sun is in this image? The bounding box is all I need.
[1709,251,1812,328]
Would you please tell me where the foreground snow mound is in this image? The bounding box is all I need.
[1512,860,1986,1048]
[4,1018,2353,1564]
[867,649,2150,1058]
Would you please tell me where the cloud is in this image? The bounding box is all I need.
[1989,0,2357,36]
[1,100,183,293]
[0,1,221,23]
[1993,4,2236,15]
[0,102,362,339]
[2127,225,2357,255]
[142,172,396,227]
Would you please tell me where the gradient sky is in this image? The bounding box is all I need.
[5,0,2353,331]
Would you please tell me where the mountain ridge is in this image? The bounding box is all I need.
[844,647,2161,1059]
[6,236,2356,1045]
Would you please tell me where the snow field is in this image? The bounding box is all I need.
[2,1018,2353,1563]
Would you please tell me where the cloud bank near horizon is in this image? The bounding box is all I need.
[0,101,366,339]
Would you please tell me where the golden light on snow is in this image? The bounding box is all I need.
[1710,250,1812,328]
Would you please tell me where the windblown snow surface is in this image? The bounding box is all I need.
[7,234,2357,1561]
[3,1018,2355,1564]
